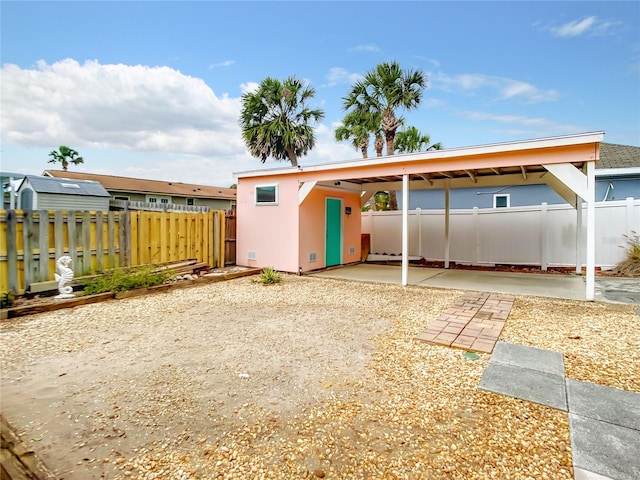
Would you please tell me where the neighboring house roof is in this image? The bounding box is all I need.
[598,143,640,169]
[43,170,237,200]
[20,175,110,197]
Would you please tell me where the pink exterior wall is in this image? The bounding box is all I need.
[236,175,300,272]
[298,186,361,272]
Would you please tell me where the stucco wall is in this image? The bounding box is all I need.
[298,186,361,272]
[236,176,300,272]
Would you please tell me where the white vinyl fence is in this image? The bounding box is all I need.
[361,197,639,270]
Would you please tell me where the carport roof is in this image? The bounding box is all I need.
[235,131,604,184]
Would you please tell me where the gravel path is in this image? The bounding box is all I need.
[1,275,638,479]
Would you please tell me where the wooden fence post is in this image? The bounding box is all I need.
[22,211,35,289]
[6,210,18,293]
[38,210,49,280]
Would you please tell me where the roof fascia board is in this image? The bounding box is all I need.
[595,167,640,177]
[235,132,604,179]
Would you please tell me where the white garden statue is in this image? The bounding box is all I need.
[54,255,75,299]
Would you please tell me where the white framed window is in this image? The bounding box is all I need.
[114,195,130,201]
[186,198,195,206]
[255,184,278,205]
[493,194,510,208]
[146,195,171,204]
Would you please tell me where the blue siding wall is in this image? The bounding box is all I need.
[397,178,639,209]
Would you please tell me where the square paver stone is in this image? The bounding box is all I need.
[478,361,567,410]
[490,341,564,376]
[567,379,640,431]
[570,413,640,480]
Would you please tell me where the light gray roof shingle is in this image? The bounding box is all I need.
[22,175,110,197]
[599,143,640,169]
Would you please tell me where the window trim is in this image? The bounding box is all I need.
[146,195,171,204]
[255,184,279,205]
[493,193,511,208]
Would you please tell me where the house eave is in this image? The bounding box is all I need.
[235,131,605,179]
[595,166,640,177]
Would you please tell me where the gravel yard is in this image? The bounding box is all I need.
[1,274,638,479]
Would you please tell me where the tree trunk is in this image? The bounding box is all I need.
[388,191,398,210]
[286,149,298,167]
[375,135,384,157]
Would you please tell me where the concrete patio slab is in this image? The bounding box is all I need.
[569,413,640,480]
[478,361,568,410]
[567,379,640,431]
[491,341,565,376]
[311,264,443,285]
[417,269,588,301]
[311,263,640,304]
[573,467,615,480]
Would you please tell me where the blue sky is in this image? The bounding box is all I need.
[2,1,639,187]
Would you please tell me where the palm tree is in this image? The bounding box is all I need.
[48,146,84,171]
[240,76,325,167]
[343,61,427,209]
[334,110,383,159]
[343,61,426,156]
[394,126,442,153]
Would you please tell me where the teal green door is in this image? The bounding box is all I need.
[325,198,342,267]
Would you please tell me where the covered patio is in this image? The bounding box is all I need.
[310,263,592,301]
[236,132,604,300]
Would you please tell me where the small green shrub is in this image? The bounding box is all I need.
[615,232,640,276]
[1,291,15,308]
[84,265,170,295]
[259,267,282,285]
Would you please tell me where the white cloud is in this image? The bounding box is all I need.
[0,59,346,186]
[209,60,235,69]
[459,110,586,137]
[548,16,621,38]
[432,72,559,103]
[240,81,260,94]
[499,81,560,102]
[348,44,380,53]
[1,59,245,157]
[324,67,362,87]
[551,16,597,37]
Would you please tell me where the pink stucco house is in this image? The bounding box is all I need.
[235,132,604,299]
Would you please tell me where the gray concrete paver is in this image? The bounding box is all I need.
[567,379,640,431]
[478,361,567,410]
[491,341,565,376]
[570,414,640,480]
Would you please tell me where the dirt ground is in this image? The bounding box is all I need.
[1,274,638,479]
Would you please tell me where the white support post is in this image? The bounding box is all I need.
[541,202,548,271]
[402,174,409,286]
[575,197,582,274]
[473,206,480,266]
[585,162,596,301]
[416,208,422,258]
[444,179,451,269]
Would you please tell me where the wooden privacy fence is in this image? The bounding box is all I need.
[0,209,228,294]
